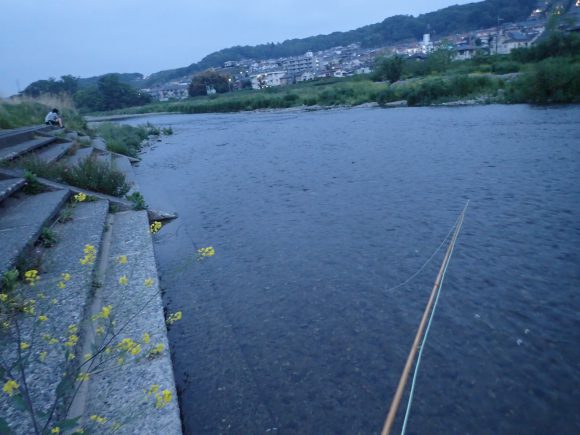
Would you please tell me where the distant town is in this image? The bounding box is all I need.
[143,0,579,101]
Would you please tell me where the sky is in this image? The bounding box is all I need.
[0,0,474,97]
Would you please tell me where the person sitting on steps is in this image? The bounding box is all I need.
[44,108,63,128]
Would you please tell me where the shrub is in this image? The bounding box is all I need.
[95,123,149,158]
[126,191,148,210]
[376,87,401,106]
[492,62,521,74]
[507,58,580,104]
[62,158,130,197]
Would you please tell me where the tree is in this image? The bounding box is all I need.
[188,71,230,97]
[372,56,403,83]
[73,74,150,112]
[22,75,79,97]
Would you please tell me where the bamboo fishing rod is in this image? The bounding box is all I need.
[381,201,468,435]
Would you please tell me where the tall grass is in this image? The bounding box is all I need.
[10,155,130,197]
[94,78,388,115]
[95,123,150,157]
[0,95,88,132]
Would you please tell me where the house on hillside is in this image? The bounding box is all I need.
[453,44,481,61]
[250,71,286,89]
[493,31,542,54]
[297,71,315,82]
[144,83,189,101]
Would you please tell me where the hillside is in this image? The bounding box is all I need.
[144,0,538,86]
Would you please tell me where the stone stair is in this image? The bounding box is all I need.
[0,187,69,274]
[0,127,181,434]
[0,125,140,196]
[65,146,95,167]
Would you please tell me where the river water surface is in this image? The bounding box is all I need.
[126,105,579,434]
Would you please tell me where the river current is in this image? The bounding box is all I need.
[125,105,579,434]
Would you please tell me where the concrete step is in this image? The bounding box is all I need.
[91,137,107,151]
[66,146,95,167]
[0,136,58,162]
[0,177,25,204]
[0,200,109,434]
[95,151,112,166]
[35,141,75,164]
[83,210,181,434]
[0,189,69,276]
[0,125,52,148]
[112,155,138,193]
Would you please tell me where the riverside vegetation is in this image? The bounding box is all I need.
[0,188,218,433]
[92,31,580,116]
[0,100,172,199]
[0,193,187,433]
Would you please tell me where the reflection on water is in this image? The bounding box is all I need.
[127,105,580,434]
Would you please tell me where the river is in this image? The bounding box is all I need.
[124,105,579,434]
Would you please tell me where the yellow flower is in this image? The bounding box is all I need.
[96,326,105,335]
[68,324,78,334]
[39,351,47,362]
[101,305,112,319]
[117,255,128,264]
[166,311,182,325]
[3,379,19,396]
[90,415,107,424]
[144,277,154,287]
[77,372,90,382]
[117,357,125,365]
[0,293,8,302]
[197,246,216,258]
[23,303,36,315]
[65,334,78,347]
[118,338,141,355]
[20,342,30,350]
[147,384,160,395]
[51,427,61,434]
[49,338,59,345]
[38,315,48,322]
[51,298,58,305]
[84,353,92,361]
[57,281,66,289]
[68,353,75,361]
[80,244,96,265]
[62,272,71,281]
[118,275,129,286]
[74,192,87,202]
[25,269,40,286]
[155,389,173,409]
[143,333,151,344]
[148,343,165,357]
[150,221,163,234]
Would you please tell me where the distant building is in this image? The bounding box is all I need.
[453,44,480,61]
[144,83,189,101]
[296,71,315,82]
[250,71,286,89]
[494,31,541,54]
[282,54,315,76]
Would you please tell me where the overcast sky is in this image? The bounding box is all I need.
[0,0,474,97]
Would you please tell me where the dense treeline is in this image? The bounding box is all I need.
[20,74,151,112]
[73,74,151,111]
[145,0,536,86]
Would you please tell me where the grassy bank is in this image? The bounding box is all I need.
[95,33,579,115]
[0,95,88,132]
[92,78,388,116]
